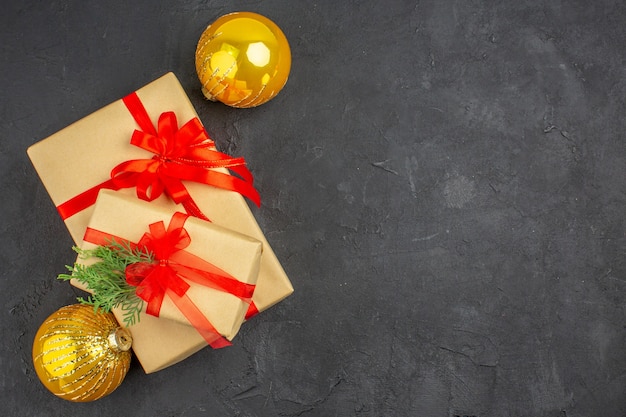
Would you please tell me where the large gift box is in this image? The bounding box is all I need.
[27,72,293,317]
[73,190,262,373]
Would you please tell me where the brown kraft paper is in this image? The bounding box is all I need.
[73,190,262,373]
[27,72,293,316]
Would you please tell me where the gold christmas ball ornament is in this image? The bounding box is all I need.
[32,304,132,402]
[195,11,291,108]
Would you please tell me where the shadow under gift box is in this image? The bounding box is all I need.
[72,190,262,373]
[27,72,294,321]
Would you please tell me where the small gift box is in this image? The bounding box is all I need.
[71,190,262,373]
[27,72,293,317]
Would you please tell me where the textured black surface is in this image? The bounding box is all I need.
[1,1,625,416]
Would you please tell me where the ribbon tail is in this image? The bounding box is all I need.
[227,164,255,185]
[245,302,259,320]
[168,289,231,349]
[182,198,210,221]
[207,170,260,207]
[143,288,165,317]
[164,164,260,207]
[160,176,211,221]
[170,254,256,301]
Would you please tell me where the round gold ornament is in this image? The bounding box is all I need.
[32,304,132,402]
[195,11,291,108]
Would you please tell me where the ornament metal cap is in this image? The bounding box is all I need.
[108,328,132,352]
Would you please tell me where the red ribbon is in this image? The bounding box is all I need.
[83,212,256,349]
[57,91,260,221]
[245,302,259,320]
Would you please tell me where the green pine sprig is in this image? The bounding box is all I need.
[58,240,153,327]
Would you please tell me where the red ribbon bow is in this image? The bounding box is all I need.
[83,212,256,349]
[57,92,260,222]
[124,214,193,317]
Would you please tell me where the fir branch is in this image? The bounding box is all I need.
[59,241,153,326]
[120,297,144,327]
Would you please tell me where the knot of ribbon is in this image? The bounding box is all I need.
[83,212,256,349]
[56,92,260,222]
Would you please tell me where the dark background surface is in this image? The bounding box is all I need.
[1,1,624,416]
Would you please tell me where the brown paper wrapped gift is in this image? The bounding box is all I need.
[72,190,262,373]
[27,72,293,316]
